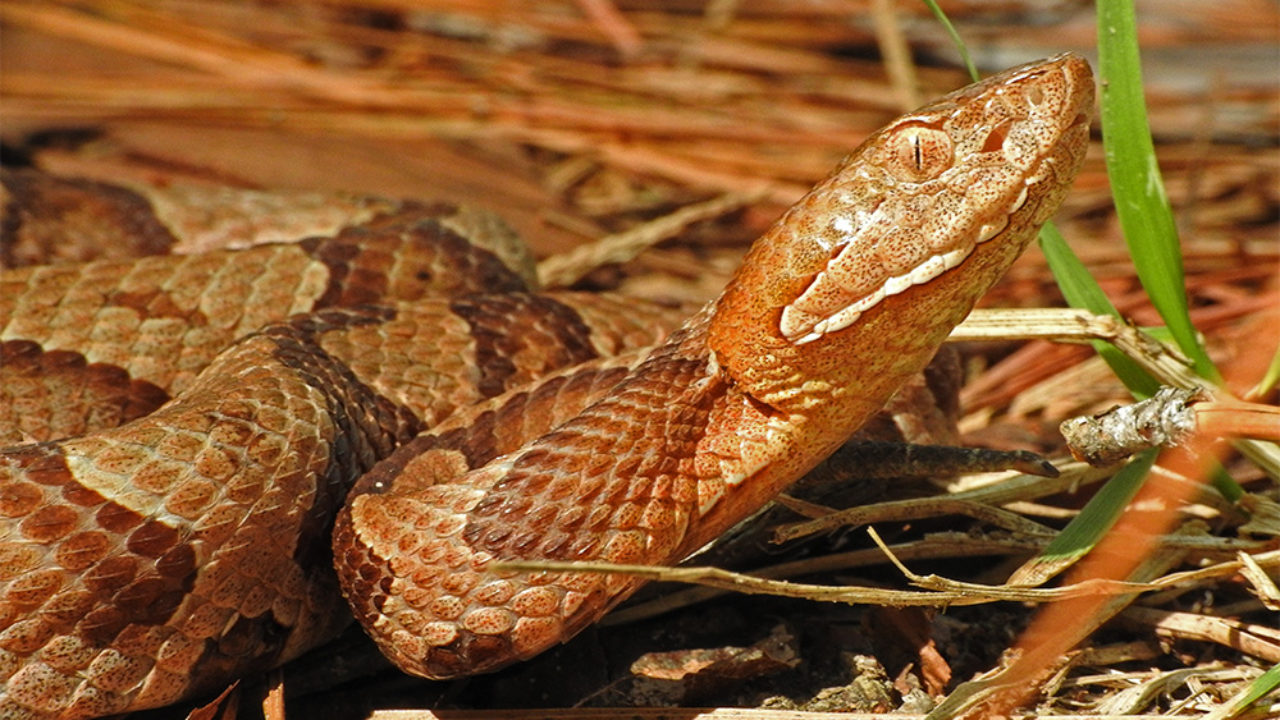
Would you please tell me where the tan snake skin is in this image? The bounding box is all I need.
[0,169,528,271]
[0,54,1093,718]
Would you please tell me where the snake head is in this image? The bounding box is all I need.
[707,53,1093,421]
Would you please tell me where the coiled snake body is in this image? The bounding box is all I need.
[0,55,1092,718]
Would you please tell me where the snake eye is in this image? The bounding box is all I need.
[885,124,953,183]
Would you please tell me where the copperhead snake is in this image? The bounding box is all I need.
[0,54,1092,718]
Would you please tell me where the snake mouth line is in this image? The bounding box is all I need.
[781,175,1036,347]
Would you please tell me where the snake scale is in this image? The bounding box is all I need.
[0,55,1092,718]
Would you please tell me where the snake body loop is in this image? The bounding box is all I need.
[334,54,1094,680]
[0,54,1092,718]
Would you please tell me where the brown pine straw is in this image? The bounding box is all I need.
[1196,402,1280,443]
[869,0,921,110]
[574,0,643,57]
[949,304,1280,718]
[956,440,1225,719]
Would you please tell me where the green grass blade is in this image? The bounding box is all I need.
[921,0,979,81]
[1097,0,1219,382]
[1258,346,1280,397]
[1039,224,1161,397]
[1213,662,1280,719]
[1042,224,1241,499]
[1031,449,1157,571]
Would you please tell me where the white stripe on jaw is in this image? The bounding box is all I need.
[788,243,973,345]
[782,173,1041,345]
